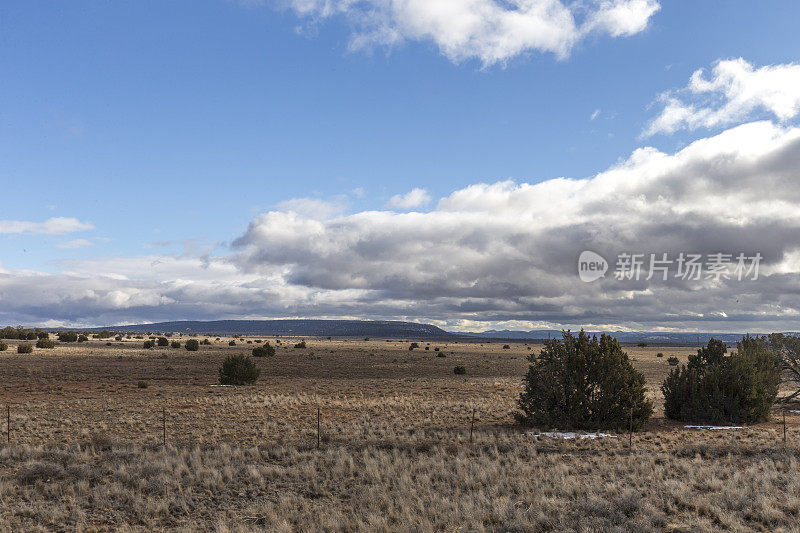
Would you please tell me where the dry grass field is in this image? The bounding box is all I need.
[1,336,799,531]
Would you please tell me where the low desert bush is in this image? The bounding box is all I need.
[517,331,653,431]
[667,356,679,366]
[77,335,89,343]
[503,344,510,349]
[229,340,236,346]
[656,352,664,358]
[0,342,7,351]
[185,339,200,351]
[252,343,276,357]
[662,337,781,424]
[143,340,155,349]
[453,366,466,375]
[17,343,33,354]
[157,337,169,347]
[294,341,307,349]
[171,341,181,349]
[57,331,78,343]
[201,339,211,345]
[36,338,55,349]
[218,354,260,385]
[137,380,149,389]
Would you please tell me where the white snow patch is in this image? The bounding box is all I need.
[684,425,743,430]
[529,431,617,440]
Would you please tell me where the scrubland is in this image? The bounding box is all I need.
[1,337,798,531]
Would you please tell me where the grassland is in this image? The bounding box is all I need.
[1,337,798,531]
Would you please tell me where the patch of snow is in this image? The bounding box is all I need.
[529,431,617,440]
[684,425,743,430]
[209,384,232,387]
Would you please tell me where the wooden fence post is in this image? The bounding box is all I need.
[316,406,321,450]
[784,409,787,445]
[629,407,633,448]
[469,408,476,444]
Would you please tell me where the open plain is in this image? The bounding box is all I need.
[1,337,799,531]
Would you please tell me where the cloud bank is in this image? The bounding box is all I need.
[4,118,799,332]
[283,0,660,65]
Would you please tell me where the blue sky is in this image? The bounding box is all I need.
[3,1,800,331]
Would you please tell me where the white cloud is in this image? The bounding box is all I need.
[4,119,800,332]
[590,108,601,120]
[646,58,800,136]
[282,0,660,65]
[57,238,94,249]
[386,188,431,209]
[275,196,349,219]
[0,217,94,235]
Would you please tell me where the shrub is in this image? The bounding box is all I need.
[37,331,50,340]
[453,366,466,375]
[77,335,89,343]
[137,380,149,389]
[0,342,7,351]
[143,340,155,349]
[229,340,236,346]
[637,342,648,347]
[115,336,123,341]
[410,342,419,349]
[294,341,306,349]
[252,343,276,357]
[218,354,260,385]
[185,339,200,351]
[36,338,55,349]
[667,356,679,366]
[503,344,510,349]
[17,343,33,354]
[157,337,169,347]
[656,352,664,358]
[436,352,446,358]
[434,347,440,352]
[201,339,211,345]
[662,337,781,424]
[58,331,78,343]
[170,341,181,349]
[517,331,653,431]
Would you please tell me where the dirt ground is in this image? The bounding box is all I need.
[2,336,799,531]
[0,336,796,447]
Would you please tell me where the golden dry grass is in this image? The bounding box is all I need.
[1,337,798,531]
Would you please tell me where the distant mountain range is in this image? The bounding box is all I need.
[86,319,453,339]
[78,319,797,345]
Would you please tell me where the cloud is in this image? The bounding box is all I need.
[0,217,94,235]
[646,58,800,136]
[4,119,800,333]
[282,0,660,65]
[224,120,800,332]
[275,196,349,219]
[385,188,431,209]
[590,108,601,120]
[57,239,94,249]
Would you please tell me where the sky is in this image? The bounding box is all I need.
[2,0,800,332]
